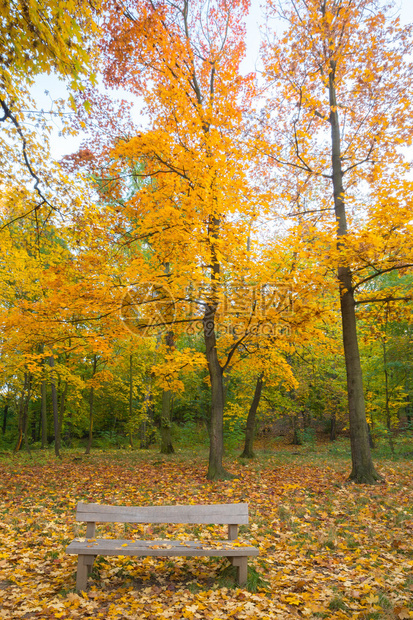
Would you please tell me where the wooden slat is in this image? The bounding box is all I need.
[228,524,238,540]
[76,502,249,525]
[66,538,259,558]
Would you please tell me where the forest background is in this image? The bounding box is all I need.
[1,0,413,484]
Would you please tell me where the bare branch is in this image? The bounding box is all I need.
[354,263,413,288]
[0,98,55,218]
[355,295,413,306]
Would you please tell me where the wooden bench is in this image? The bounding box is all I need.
[66,502,259,591]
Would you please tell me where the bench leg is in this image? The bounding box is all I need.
[232,557,248,587]
[86,555,96,576]
[76,555,89,592]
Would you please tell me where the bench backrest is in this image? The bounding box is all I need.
[76,502,249,525]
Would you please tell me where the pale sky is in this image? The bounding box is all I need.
[30,0,413,160]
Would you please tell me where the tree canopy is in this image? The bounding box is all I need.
[1,0,412,483]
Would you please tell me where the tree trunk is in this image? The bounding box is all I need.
[2,403,8,435]
[160,389,174,454]
[382,335,395,454]
[41,380,48,448]
[240,373,264,459]
[203,305,233,480]
[367,423,375,449]
[140,418,147,449]
[85,354,97,455]
[291,414,302,446]
[35,402,41,442]
[202,206,233,480]
[22,374,32,454]
[14,374,29,452]
[328,63,381,483]
[49,356,61,458]
[330,412,336,441]
[40,347,48,448]
[383,336,391,430]
[140,379,154,449]
[65,407,73,448]
[129,353,134,448]
[59,381,68,448]
[160,327,175,455]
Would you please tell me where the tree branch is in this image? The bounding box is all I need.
[0,98,55,215]
[354,263,413,288]
[355,295,412,306]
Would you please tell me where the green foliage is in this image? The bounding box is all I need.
[297,427,316,448]
[217,562,269,593]
[328,595,348,611]
[172,421,209,450]
[223,402,246,452]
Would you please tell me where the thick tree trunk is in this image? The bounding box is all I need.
[85,355,97,455]
[160,328,175,455]
[329,63,381,483]
[204,305,233,480]
[203,207,233,480]
[240,373,264,459]
[49,356,61,458]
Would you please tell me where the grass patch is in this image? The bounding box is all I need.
[328,595,348,611]
[216,562,269,593]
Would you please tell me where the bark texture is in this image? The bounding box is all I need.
[329,62,381,483]
[203,210,234,480]
[160,328,175,455]
[203,305,233,480]
[160,389,174,454]
[240,373,264,459]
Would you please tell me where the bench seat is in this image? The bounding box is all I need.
[66,502,259,591]
[67,537,259,557]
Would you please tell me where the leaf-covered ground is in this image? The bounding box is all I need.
[0,443,412,619]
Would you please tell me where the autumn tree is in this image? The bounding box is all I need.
[79,0,261,479]
[261,0,413,482]
[0,2,105,455]
[0,0,100,230]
